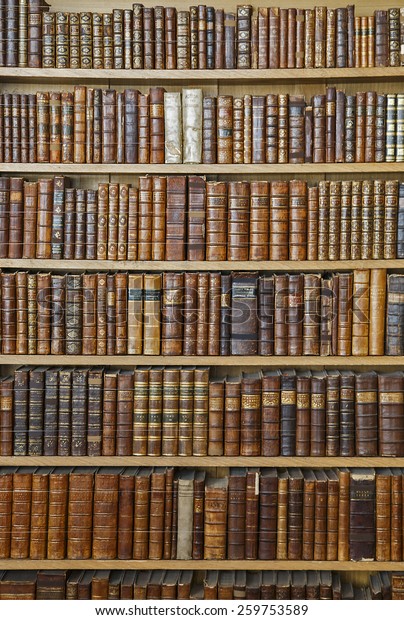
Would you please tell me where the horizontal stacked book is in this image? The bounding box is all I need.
[0,268,402,356]
[1,367,404,457]
[2,2,404,69]
[3,87,404,163]
[0,570,396,600]
[1,176,404,261]
[0,466,403,561]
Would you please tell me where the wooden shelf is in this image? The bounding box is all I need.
[0,560,401,571]
[1,163,404,174]
[0,259,403,272]
[0,456,403,467]
[0,355,402,367]
[2,67,404,83]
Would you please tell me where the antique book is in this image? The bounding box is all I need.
[231,272,258,355]
[204,477,228,560]
[164,92,182,164]
[183,89,202,164]
[349,469,376,561]
[176,471,195,560]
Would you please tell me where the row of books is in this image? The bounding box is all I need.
[1,367,404,458]
[0,466,400,561]
[0,570,397,600]
[0,269,402,357]
[3,3,404,70]
[4,87,404,164]
[1,176,403,262]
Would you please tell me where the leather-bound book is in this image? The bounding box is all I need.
[116,370,134,456]
[204,477,228,560]
[50,274,65,356]
[231,272,258,355]
[349,469,376,561]
[187,175,206,261]
[176,470,194,560]
[69,13,79,69]
[256,469,278,561]
[127,187,139,261]
[65,274,82,355]
[127,274,143,355]
[375,94,386,163]
[384,179,398,259]
[55,13,69,68]
[87,368,103,457]
[163,467,174,560]
[289,180,307,260]
[339,180,351,259]
[289,96,305,164]
[239,372,261,457]
[313,470,328,560]
[0,571,37,599]
[265,94,278,163]
[325,469,339,560]
[67,467,97,559]
[132,367,148,457]
[107,183,119,261]
[183,272,198,356]
[350,180,362,259]
[164,92,182,164]
[326,8,335,68]
[117,184,129,261]
[251,96,265,163]
[28,368,46,455]
[373,179,385,260]
[50,176,66,260]
[79,12,92,69]
[228,181,249,260]
[177,11,190,69]
[92,468,120,560]
[137,176,152,261]
[325,87,336,162]
[84,88,94,163]
[314,6,326,67]
[202,96,217,164]
[233,98,244,163]
[132,3,143,69]
[302,470,316,560]
[1,272,16,354]
[245,469,259,560]
[269,181,289,260]
[280,369,297,456]
[355,371,378,456]
[115,272,128,354]
[287,8,297,68]
[303,273,320,355]
[47,467,73,560]
[196,273,209,356]
[182,88,203,162]
[192,470,206,559]
[0,377,13,456]
[268,7,279,69]
[208,273,221,356]
[133,468,152,560]
[13,367,30,455]
[313,94,326,163]
[378,372,404,456]
[257,7,269,69]
[337,272,353,356]
[162,273,184,356]
[236,5,252,69]
[49,92,61,162]
[310,370,326,456]
[344,94,356,163]
[11,93,21,163]
[389,8,400,66]
[102,370,117,456]
[375,469,391,561]
[336,468,350,561]
[336,8,347,67]
[150,87,165,164]
[391,468,402,561]
[334,90,346,163]
[92,571,110,600]
[92,13,103,70]
[219,273,232,356]
[206,181,227,260]
[352,269,370,355]
[295,371,311,456]
[213,9,224,68]
[0,177,9,256]
[137,93,149,164]
[0,468,15,558]
[364,91,377,163]
[162,367,180,456]
[274,469,288,560]
[166,175,186,261]
[147,366,163,457]
[224,377,241,456]
[73,86,86,164]
[287,468,303,560]
[279,9,287,68]
[224,11,236,68]
[369,268,387,355]
[375,10,388,66]
[61,91,73,163]
[227,468,246,560]
[36,272,51,355]
[325,370,340,457]
[35,176,52,259]
[306,186,318,259]
[58,369,72,456]
[385,93,397,163]
[15,271,27,354]
[71,368,88,456]
[95,274,107,356]
[287,274,304,356]
[217,95,233,164]
[258,275,275,356]
[361,179,374,259]
[74,189,86,260]
[36,570,69,600]
[148,468,166,560]
[192,367,209,456]
[303,9,315,68]
[278,94,289,163]
[273,274,288,356]
[82,274,96,356]
[101,89,116,164]
[194,6,204,69]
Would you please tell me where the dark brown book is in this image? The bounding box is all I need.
[204,477,228,560]
[349,469,376,561]
[231,272,258,355]
[378,372,404,456]
[192,469,206,560]
[166,176,186,261]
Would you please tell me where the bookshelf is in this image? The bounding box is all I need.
[2,0,404,598]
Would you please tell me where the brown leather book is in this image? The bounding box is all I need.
[133,468,152,560]
[270,181,289,260]
[361,179,374,259]
[92,468,120,560]
[228,181,249,260]
[306,186,318,259]
[137,176,152,261]
[102,370,118,456]
[266,94,278,163]
[386,273,404,352]
[178,368,194,457]
[67,467,97,559]
[217,95,233,163]
[336,468,350,561]
[46,467,72,560]
[150,87,165,164]
[325,87,336,163]
[287,468,303,561]
[127,274,143,355]
[204,477,228,560]
[375,10,388,66]
[79,12,92,69]
[148,468,166,560]
[0,377,13,456]
[289,96,305,164]
[313,94,326,163]
[245,469,259,560]
[273,274,288,357]
[162,273,184,356]
[137,93,149,164]
[132,367,149,457]
[375,468,391,561]
[227,468,246,560]
[177,11,190,69]
[15,272,27,355]
[1,272,17,354]
[352,269,370,355]
[162,367,180,456]
[369,268,387,355]
[391,468,402,561]
[310,370,326,456]
[143,274,162,355]
[275,469,288,559]
[289,180,307,260]
[349,468,376,561]
[236,5,252,69]
[10,467,35,559]
[187,175,206,261]
[287,274,304,355]
[208,273,221,356]
[239,372,261,457]
[192,367,209,456]
[313,469,327,560]
[389,8,400,66]
[278,94,289,163]
[196,273,209,356]
[220,273,232,356]
[302,273,320,355]
[69,13,80,69]
[251,96,265,163]
[373,179,385,259]
[147,366,163,457]
[339,381,354,451]
[132,3,143,69]
[295,371,311,457]
[258,275,275,356]
[231,272,258,355]
[163,467,174,560]
[378,372,404,456]
[232,98,244,163]
[192,470,206,560]
[82,274,96,356]
[182,272,198,356]
[117,184,129,261]
[314,6,326,67]
[202,96,217,164]
[206,181,227,261]
[166,176,186,261]
[326,8,335,68]
[116,370,133,456]
[224,377,241,456]
[355,371,378,456]
[101,89,116,164]
[325,469,339,560]
[302,470,315,560]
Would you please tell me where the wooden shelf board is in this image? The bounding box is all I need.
[0,259,403,271]
[0,560,401,570]
[0,456,403,467]
[0,355,402,367]
[1,163,404,174]
[2,67,404,82]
